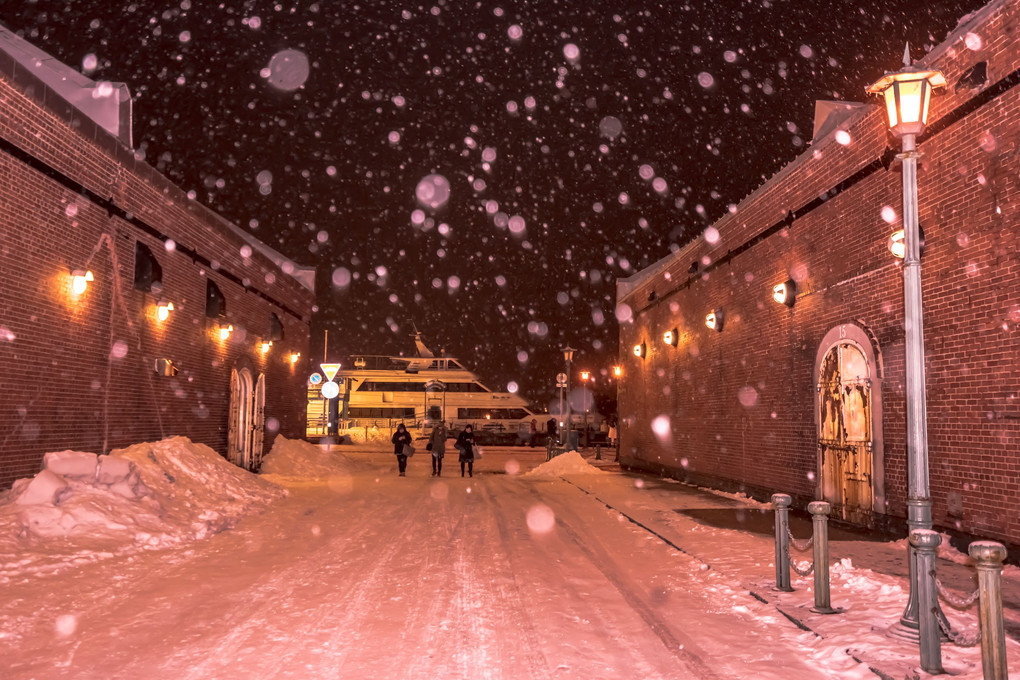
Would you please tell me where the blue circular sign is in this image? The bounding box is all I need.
[309,372,323,385]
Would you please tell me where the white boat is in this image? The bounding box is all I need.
[306,333,543,442]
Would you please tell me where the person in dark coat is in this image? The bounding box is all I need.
[391,423,413,477]
[455,424,476,478]
[430,422,448,477]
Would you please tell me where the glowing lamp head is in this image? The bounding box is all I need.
[633,341,646,359]
[663,327,679,347]
[613,365,622,378]
[705,312,716,330]
[580,370,590,381]
[218,323,233,341]
[259,339,272,354]
[772,280,796,307]
[705,309,724,332]
[866,56,946,138]
[70,269,94,295]
[889,230,906,258]
[156,301,174,321]
[289,352,300,364]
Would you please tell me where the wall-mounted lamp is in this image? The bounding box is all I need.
[289,351,301,364]
[772,280,797,308]
[613,365,623,378]
[580,370,590,381]
[888,225,925,259]
[258,339,272,354]
[663,327,679,347]
[218,323,233,341]
[156,300,175,321]
[633,341,646,359]
[705,309,724,332]
[70,269,94,295]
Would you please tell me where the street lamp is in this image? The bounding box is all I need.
[562,347,575,447]
[580,370,591,442]
[867,46,946,667]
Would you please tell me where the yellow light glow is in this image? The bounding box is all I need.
[663,330,674,345]
[705,312,717,330]
[889,230,906,258]
[613,365,622,378]
[289,352,300,364]
[70,269,94,295]
[866,68,945,137]
[259,340,272,354]
[580,370,590,381]
[218,324,233,341]
[156,301,174,321]
[772,283,788,305]
[633,344,642,357]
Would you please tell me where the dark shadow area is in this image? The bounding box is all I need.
[676,507,895,543]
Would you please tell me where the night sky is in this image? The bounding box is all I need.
[2,0,984,410]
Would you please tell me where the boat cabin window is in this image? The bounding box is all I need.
[357,381,427,392]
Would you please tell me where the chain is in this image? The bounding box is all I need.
[787,527,813,552]
[791,559,814,577]
[935,609,981,647]
[931,571,980,609]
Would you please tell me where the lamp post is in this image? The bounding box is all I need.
[867,47,946,670]
[562,347,575,447]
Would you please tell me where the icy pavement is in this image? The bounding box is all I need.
[0,440,1016,679]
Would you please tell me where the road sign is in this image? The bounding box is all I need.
[309,373,323,385]
[320,363,341,381]
[320,380,340,399]
[556,372,567,383]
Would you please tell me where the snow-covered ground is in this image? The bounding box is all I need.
[0,438,1016,679]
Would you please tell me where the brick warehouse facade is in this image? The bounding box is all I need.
[616,0,1020,548]
[0,30,315,489]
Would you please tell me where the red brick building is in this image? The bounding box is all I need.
[0,28,315,489]
[616,0,1020,548]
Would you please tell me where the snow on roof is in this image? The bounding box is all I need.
[0,23,132,146]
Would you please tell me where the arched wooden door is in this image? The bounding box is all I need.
[250,373,266,471]
[817,340,874,523]
[228,367,254,466]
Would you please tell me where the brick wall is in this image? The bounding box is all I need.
[617,0,1020,546]
[0,51,314,489]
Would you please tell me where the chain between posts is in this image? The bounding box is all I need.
[932,571,980,610]
[790,559,814,577]
[935,609,980,647]
[787,527,813,553]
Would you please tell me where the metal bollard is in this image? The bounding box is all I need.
[595,444,602,460]
[809,501,837,614]
[771,494,793,592]
[546,440,553,462]
[969,541,1007,680]
[910,529,943,674]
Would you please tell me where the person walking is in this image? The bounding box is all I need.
[430,422,448,476]
[528,418,538,448]
[391,423,413,477]
[456,424,476,478]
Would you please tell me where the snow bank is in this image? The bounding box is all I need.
[0,437,285,581]
[524,450,602,477]
[259,436,361,481]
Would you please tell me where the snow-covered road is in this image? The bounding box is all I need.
[0,445,881,679]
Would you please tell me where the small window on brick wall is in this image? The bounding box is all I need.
[269,313,284,341]
[206,280,226,318]
[134,241,163,292]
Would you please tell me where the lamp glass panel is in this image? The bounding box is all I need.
[633,344,642,357]
[772,283,786,304]
[920,81,932,125]
[896,79,925,124]
[883,88,898,127]
[705,313,716,330]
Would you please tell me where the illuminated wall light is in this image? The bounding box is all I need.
[613,365,622,378]
[705,309,724,332]
[772,280,797,308]
[580,370,590,381]
[156,300,174,321]
[888,225,925,259]
[663,327,679,347]
[258,339,272,354]
[218,323,233,341]
[289,351,301,364]
[70,269,94,295]
[632,341,646,359]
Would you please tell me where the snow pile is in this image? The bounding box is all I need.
[259,436,361,481]
[0,437,284,580]
[524,450,602,477]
